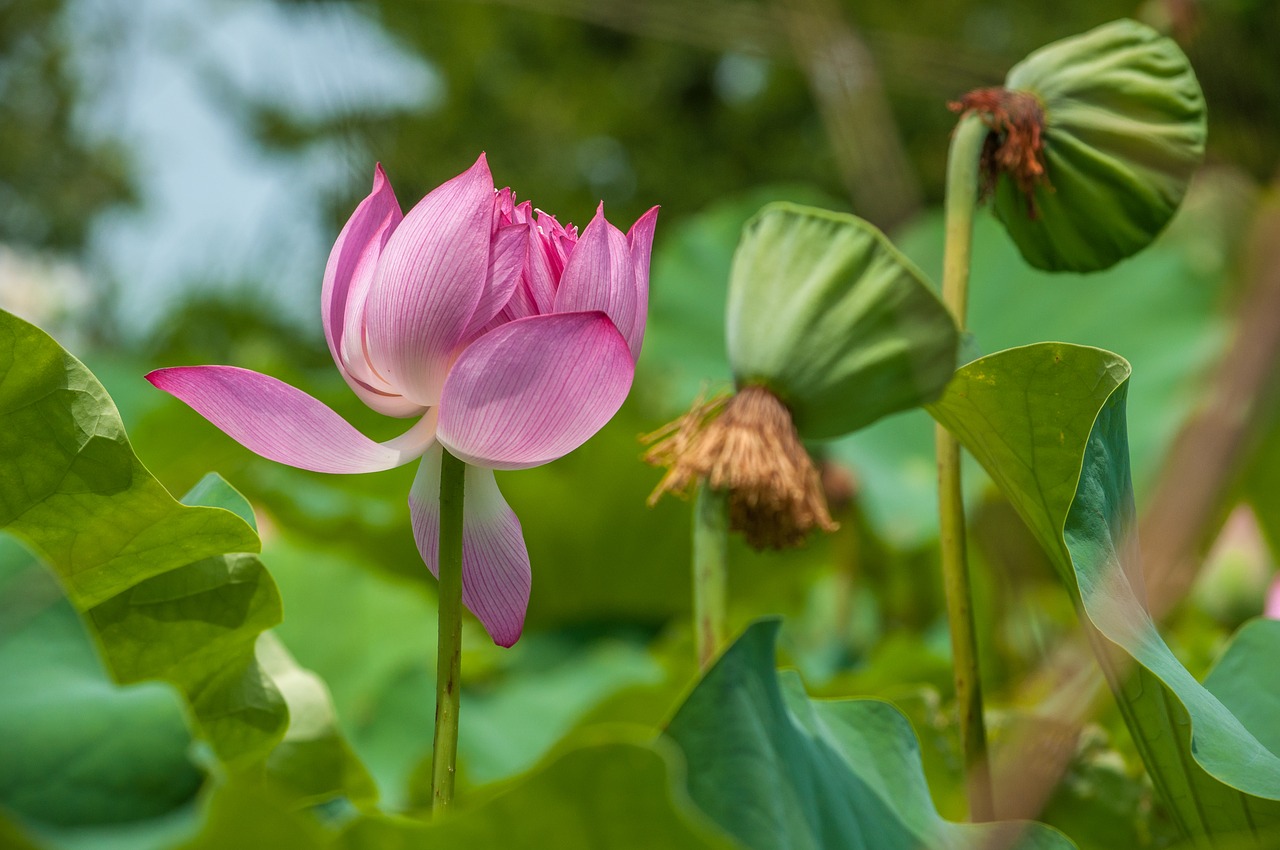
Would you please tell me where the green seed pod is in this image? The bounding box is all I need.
[725,202,958,440]
[962,19,1207,272]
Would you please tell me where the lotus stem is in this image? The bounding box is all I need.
[431,448,466,813]
[936,111,994,821]
[693,484,729,669]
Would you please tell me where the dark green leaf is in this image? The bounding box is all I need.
[928,343,1280,842]
[664,620,1075,850]
[0,310,286,767]
[0,314,258,608]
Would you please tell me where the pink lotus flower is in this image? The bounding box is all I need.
[148,155,657,647]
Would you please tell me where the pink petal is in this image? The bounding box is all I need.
[1267,576,1280,620]
[437,312,634,471]
[462,221,527,341]
[321,163,402,361]
[626,206,660,358]
[363,154,496,407]
[410,445,531,647]
[147,366,437,473]
[552,204,641,360]
[321,166,420,417]
[522,221,559,317]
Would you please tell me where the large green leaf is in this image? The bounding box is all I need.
[664,620,1074,850]
[0,314,259,608]
[928,343,1280,843]
[85,474,287,767]
[0,535,203,845]
[2,309,384,804]
[0,310,287,766]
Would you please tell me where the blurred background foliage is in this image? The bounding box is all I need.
[4,0,1280,847]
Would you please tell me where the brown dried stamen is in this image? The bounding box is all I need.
[949,87,1050,218]
[643,385,837,550]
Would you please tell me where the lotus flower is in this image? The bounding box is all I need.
[148,155,658,646]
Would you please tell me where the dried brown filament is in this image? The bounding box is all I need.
[643,385,837,550]
[950,87,1051,218]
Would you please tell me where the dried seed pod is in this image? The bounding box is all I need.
[645,386,835,549]
[726,203,957,440]
[645,203,957,549]
[955,19,1207,272]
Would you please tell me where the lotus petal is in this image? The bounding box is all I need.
[553,205,641,359]
[364,155,496,406]
[146,366,436,473]
[410,445,531,647]
[437,312,634,471]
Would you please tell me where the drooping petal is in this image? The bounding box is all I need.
[437,312,634,471]
[552,204,641,359]
[147,366,437,473]
[625,205,660,358]
[409,445,531,647]
[462,221,527,341]
[364,154,496,407]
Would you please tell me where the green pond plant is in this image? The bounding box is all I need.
[932,15,1206,825]
[645,202,958,667]
[146,155,659,811]
[8,13,1280,850]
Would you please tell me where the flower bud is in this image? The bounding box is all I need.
[954,19,1206,272]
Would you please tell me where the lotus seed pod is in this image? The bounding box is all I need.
[958,19,1207,273]
[725,203,958,440]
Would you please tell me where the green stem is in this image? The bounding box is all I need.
[935,111,994,822]
[693,484,729,669]
[431,448,466,814]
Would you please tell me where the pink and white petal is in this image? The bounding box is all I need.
[147,366,437,473]
[437,312,634,471]
[322,164,402,368]
[410,446,531,647]
[364,154,496,407]
[337,366,427,419]
[552,204,640,359]
[462,221,527,341]
[625,205,660,356]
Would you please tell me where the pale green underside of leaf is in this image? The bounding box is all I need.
[664,620,1076,850]
[928,342,1280,844]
